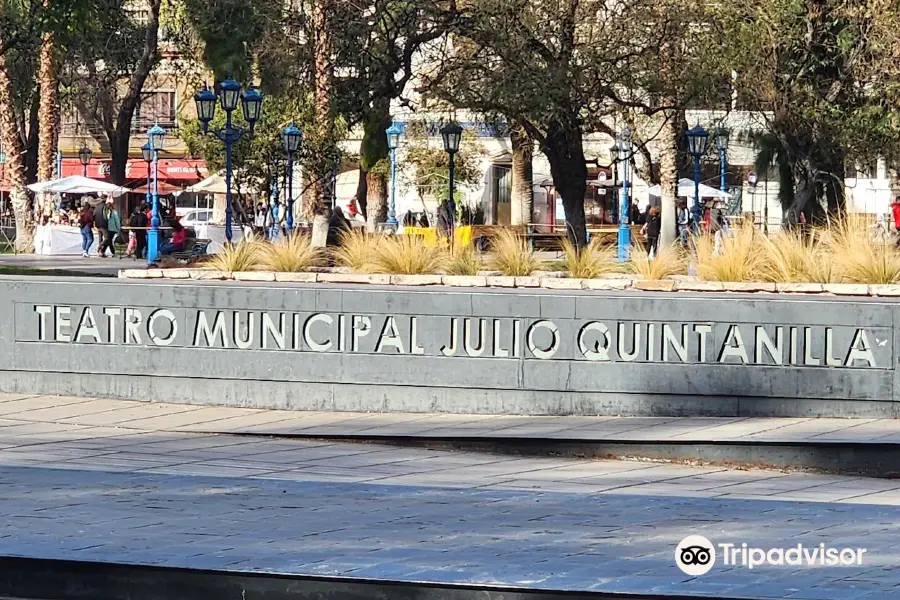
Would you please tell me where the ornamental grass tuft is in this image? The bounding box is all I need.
[444,243,481,276]
[371,234,445,275]
[331,229,382,273]
[258,234,324,273]
[489,229,538,276]
[203,236,264,272]
[629,243,685,280]
[561,239,617,278]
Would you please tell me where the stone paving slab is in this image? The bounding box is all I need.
[2,394,900,445]
[0,419,897,598]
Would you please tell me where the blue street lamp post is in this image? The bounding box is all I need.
[616,128,633,262]
[194,76,263,243]
[385,122,403,227]
[145,123,166,264]
[141,143,153,258]
[716,128,729,194]
[686,123,710,233]
[282,124,302,235]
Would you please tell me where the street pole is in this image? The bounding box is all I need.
[286,153,294,235]
[720,148,727,193]
[448,151,457,238]
[387,146,398,226]
[148,148,160,263]
[224,108,234,243]
[618,165,630,261]
[692,157,702,233]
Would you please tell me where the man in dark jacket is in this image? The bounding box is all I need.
[93,200,109,258]
[130,204,149,259]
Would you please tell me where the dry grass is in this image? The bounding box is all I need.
[371,235,446,275]
[630,243,686,280]
[694,224,769,282]
[444,244,482,276]
[258,235,324,273]
[825,218,900,284]
[331,229,382,273]
[561,239,617,278]
[760,231,835,283]
[489,229,538,276]
[203,237,264,272]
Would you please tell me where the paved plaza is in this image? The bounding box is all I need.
[0,394,898,599]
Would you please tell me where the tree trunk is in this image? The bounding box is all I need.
[108,132,130,187]
[354,167,368,218]
[658,111,679,248]
[308,0,332,247]
[365,171,388,231]
[541,123,587,247]
[24,97,39,185]
[105,0,161,186]
[510,125,534,225]
[37,23,57,185]
[357,97,391,221]
[0,48,34,251]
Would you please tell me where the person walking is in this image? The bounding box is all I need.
[129,204,149,259]
[676,200,690,247]
[93,199,109,257]
[105,199,121,257]
[253,202,267,236]
[640,206,661,258]
[78,203,95,258]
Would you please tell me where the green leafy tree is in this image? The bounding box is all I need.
[58,0,163,185]
[423,0,717,246]
[717,0,900,220]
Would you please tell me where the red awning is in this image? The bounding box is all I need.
[59,158,207,182]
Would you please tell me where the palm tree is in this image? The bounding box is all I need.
[37,0,58,216]
[748,131,796,216]
[0,44,34,251]
[510,123,534,226]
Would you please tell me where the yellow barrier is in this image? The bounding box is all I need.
[402,226,472,248]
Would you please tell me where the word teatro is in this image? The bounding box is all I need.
[29,305,881,368]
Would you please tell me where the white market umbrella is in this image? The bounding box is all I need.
[647,178,731,200]
[186,172,260,195]
[27,175,130,196]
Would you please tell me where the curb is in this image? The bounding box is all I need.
[118,268,892,298]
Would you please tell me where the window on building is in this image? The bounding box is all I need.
[135,91,176,131]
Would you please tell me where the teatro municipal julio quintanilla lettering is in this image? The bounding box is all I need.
[26,304,883,368]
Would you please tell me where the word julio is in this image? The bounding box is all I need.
[26,304,882,368]
[720,543,868,570]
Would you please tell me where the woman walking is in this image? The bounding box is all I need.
[78,203,95,258]
[641,206,661,258]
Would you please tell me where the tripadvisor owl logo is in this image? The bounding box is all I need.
[675,535,716,576]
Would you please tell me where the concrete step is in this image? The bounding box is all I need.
[3,392,898,478]
[187,415,900,478]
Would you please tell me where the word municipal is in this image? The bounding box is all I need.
[29,305,880,368]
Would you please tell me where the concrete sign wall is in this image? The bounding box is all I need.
[1,277,898,417]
